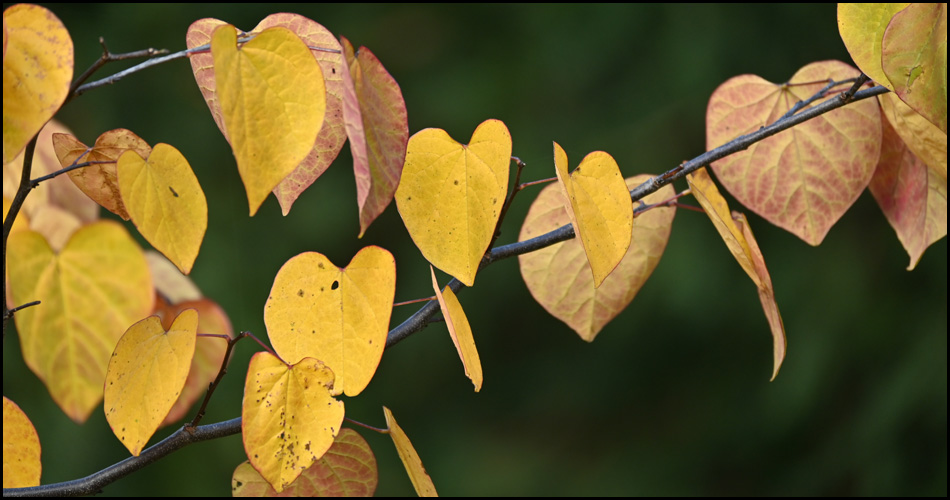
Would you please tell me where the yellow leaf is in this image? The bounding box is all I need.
[430,266,482,391]
[53,128,152,221]
[395,119,511,286]
[104,309,198,456]
[3,195,29,235]
[383,406,438,497]
[687,168,787,380]
[837,3,910,91]
[242,353,345,493]
[706,61,882,245]
[145,250,203,305]
[117,144,207,274]
[231,428,378,497]
[3,397,41,488]
[264,246,395,397]
[6,221,154,422]
[2,4,73,164]
[519,175,676,341]
[879,92,948,181]
[552,142,633,288]
[212,24,326,215]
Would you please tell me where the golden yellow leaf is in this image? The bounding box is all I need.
[264,246,395,397]
[706,61,882,245]
[242,352,345,493]
[212,24,326,215]
[552,142,632,288]
[430,266,482,391]
[837,3,910,91]
[6,221,154,422]
[687,168,787,380]
[519,175,676,341]
[117,144,207,274]
[52,128,152,221]
[104,309,198,456]
[383,406,438,497]
[395,119,511,286]
[231,428,378,497]
[3,397,41,488]
[879,92,948,181]
[2,4,73,164]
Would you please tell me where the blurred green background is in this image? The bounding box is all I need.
[3,3,946,496]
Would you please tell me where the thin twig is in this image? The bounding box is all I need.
[2,134,40,339]
[30,161,111,188]
[3,301,41,322]
[839,74,870,103]
[66,37,168,106]
[187,333,243,429]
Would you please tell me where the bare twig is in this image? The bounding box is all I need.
[186,333,242,429]
[2,134,40,338]
[30,160,111,188]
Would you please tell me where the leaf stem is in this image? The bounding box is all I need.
[344,416,390,434]
[393,296,436,307]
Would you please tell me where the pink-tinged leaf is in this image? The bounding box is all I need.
[869,114,947,270]
[879,92,947,181]
[519,175,676,342]
[881,3,947,134]
[186,15,347,216]
[232,428,378,497]
[340,36,409,237]
[707,61,882,245]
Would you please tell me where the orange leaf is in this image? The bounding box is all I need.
[242,353,345,493]
[186,16,347,216]
[430,266,482,391]
[231,428,378,497]
[383,406,438,497]
[211,24,326,215]
[2,397,41,488]
[687,168,787,380]
[340,36,409,237]
[264,247,395,397]
[552,142,633,288]
[706,61,882,245]
[52,128,152,220]
[104,309,198,456]
[6,221,154,422]
[869,114,947,270]
[519,175,676,341]
[395,119,511,286]
[117,143,207,274]
[2,4,73,164]
[154,296,233,427]
[882,3,947,134]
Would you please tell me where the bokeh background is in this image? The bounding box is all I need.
[3,4,946,496]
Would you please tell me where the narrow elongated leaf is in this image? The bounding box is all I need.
[243,353,345,493]
[2,4,73,163]
[552,142,633,288]
[395,119,511,286]
[687,168,787,380]
[6,221,154,422]
[340,36,409,237]
[519,175,675,341]
[212,24,326,215]
[383,406,437,497]
[232,428,378,497]
[882,2,947,134]
[104,309,198,456]
[869,115,947,270]
[117,144,207,274]
[264,246,395,396]
[430,266,482,391]
[3,397,41,488]
[707,61,882,245]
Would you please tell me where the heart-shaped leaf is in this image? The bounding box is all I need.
[104,309,198,456]
[519,175,675,341]
[211,24,326,215]
[707,60,882,245]
[243,353,345,493]
[2,4,73,163]
[6,221,154,422]
[264,246,395,397]
[836,3,909,91]
[552,142,632,288]
[117,144,207,274]
[395,119,511,286]
[2,397,41,488]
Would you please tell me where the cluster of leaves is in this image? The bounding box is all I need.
[3,3,946,497]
